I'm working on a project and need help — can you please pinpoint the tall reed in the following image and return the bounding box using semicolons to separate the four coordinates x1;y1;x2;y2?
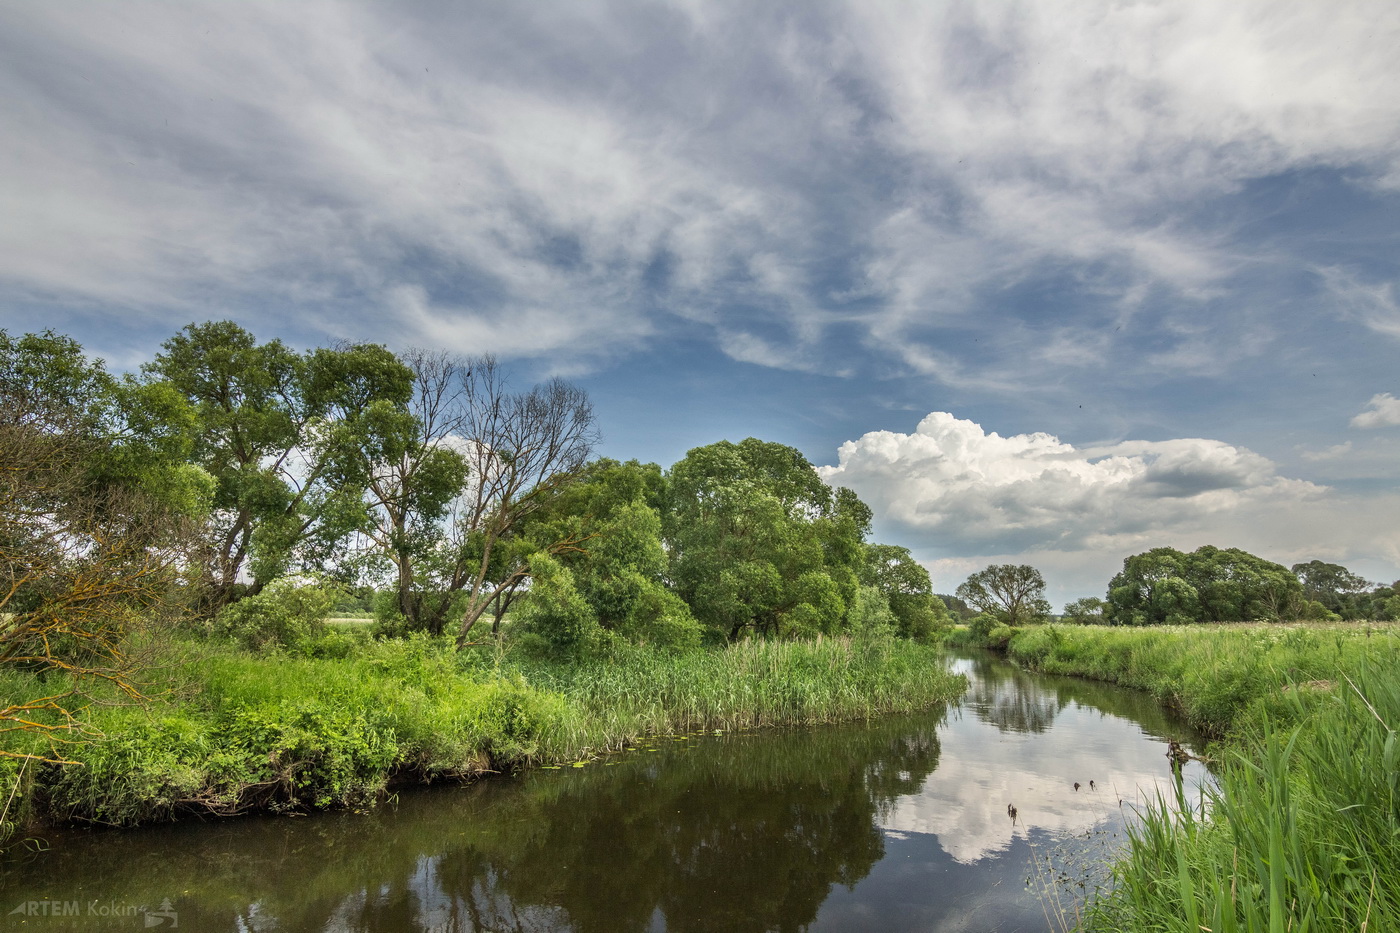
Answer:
1084;663;1399;932
1000;622;1400;932
4;635;964;837
521;636;965;758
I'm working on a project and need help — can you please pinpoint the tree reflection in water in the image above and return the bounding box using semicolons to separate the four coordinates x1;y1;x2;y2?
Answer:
419;719;944;933
961;654;1064;734
0;714;944;933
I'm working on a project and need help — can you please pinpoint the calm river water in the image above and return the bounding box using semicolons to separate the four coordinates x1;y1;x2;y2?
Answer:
1;652;1209;932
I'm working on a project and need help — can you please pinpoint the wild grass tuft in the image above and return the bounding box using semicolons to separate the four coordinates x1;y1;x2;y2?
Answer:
999;622;1400;932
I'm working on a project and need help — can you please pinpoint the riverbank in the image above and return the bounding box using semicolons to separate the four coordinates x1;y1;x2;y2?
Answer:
1;635;965;845
1001;622;1400;931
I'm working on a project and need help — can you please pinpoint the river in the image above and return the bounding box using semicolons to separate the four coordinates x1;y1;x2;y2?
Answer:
0;651;1210;932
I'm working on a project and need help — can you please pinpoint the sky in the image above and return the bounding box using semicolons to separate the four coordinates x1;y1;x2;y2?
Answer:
2;1;1398;607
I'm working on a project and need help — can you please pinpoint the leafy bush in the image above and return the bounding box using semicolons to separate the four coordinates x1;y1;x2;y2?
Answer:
846;585;896;639
514;553;604;659
967;612;999;640
211;579;336;653
984;623;1015;648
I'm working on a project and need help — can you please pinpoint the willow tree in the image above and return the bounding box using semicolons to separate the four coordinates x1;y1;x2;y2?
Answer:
862;544;950;640
449;358;598;646
341;352;597;643
515;459;700;654
144;322;412;607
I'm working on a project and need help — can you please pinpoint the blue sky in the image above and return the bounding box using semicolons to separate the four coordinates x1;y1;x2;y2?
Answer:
3;1;1398;606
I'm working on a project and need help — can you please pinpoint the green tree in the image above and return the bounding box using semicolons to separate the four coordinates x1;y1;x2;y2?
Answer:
1291;560;1371;618
343;350;472;635
1062;596;1106;624
1;330;209;517
520;459;700;651
861;544;949;640
665;439;867;641
1106;546;1197;625
1189;545;1301;621
144;322;412;608
955;564;1051;627
1106;545;1302;624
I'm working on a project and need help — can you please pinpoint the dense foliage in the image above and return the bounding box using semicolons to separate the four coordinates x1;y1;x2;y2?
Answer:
1106;545;1304;625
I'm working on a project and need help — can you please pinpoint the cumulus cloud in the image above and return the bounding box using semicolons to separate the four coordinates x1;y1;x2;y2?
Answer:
1351;393;1400;429
817;412;1322;556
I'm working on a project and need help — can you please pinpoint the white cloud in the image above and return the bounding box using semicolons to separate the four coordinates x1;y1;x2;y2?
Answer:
1351;393;1400;429
1299;442;1353;462
822;412;1400;604
818;412;1320;554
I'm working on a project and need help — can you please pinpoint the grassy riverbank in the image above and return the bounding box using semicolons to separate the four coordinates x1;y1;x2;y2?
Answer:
1;635;964;844
1005;623;1400;932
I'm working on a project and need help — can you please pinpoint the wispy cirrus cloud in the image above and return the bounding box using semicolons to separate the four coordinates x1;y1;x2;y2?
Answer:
2;0;1398;387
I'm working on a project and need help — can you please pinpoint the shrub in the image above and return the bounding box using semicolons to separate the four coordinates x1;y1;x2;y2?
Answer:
967;613;1000;640
846;585;896;639
514;554;603;659
211;579;336;653
984;623;1015;648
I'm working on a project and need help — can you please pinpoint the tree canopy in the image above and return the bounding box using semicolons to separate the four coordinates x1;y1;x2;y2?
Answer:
955;564;1051;627
1106;545;1302;624
144;321;414;607
664;439;869;642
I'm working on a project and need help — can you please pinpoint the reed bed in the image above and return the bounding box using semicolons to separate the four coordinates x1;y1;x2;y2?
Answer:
1003;623;1400;932
521;636;965;757
2;635;963;840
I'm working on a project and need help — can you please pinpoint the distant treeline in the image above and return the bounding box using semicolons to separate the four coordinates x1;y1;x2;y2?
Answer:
1056;546;1400;626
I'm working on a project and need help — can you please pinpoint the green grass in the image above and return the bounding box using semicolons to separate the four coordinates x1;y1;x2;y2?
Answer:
1000;623;1400;932
520;635;967;756
2;634;964;842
